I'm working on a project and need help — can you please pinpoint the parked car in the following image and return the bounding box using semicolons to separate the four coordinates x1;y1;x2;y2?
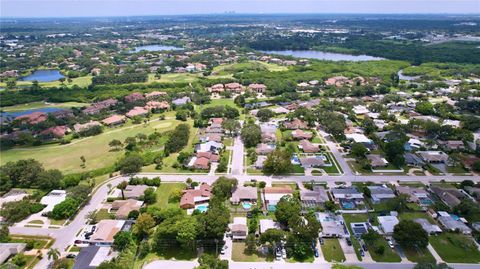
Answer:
246;211;253;218
276;249;282;261
220;246;226;255
313;248;319;258
362;243;368;252
359;249;365;257
281;248;286;259
319;237;324;245
346;237;352;246
388;240;395;249
66;254;76;259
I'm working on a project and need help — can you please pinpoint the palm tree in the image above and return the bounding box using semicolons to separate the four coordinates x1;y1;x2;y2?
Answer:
117;181;128;200
47;248;60;261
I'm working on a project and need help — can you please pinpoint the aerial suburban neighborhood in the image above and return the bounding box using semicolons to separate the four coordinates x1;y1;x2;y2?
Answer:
0;2;480;269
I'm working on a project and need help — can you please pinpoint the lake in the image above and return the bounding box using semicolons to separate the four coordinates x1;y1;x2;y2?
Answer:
0;107;64;119
21;70;65;82
260;50;385;61
132;45;183;53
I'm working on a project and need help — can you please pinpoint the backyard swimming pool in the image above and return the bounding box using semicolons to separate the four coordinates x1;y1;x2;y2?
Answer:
242;202;252;210
196;204;209;213
267;204;276;212
342;201;356;210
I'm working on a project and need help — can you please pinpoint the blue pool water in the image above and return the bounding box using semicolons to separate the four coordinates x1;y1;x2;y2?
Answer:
242;202;252;210
342;201;355;210
419;197;433;205
21;70;65;82
196;204;209;213
267;204;276;212
450;214;460;221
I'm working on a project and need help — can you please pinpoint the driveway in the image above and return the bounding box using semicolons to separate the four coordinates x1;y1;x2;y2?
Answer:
230;135;245;175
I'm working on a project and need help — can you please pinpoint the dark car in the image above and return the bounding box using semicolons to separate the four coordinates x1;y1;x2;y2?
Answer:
362;243;368;251
313;248;319;258
359;249;365;257
319;237;324;245
346;237;352;246
66;254;76;259
246;211;253;218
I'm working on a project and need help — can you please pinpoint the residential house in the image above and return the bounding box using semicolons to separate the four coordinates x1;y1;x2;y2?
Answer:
300;186;329;208
353;105;369;115
377;215;399;235
230;217;248;240
437;212;472;234
195;141;223;153
300;156;325;168
123;185;149;199
102;115;126;126
89;220;127;245
254;155;267;169
111;199;143;219
145;91;167;100
82;99;118;115
124;92;145;103
331;187;364;202
430;186;465;208
145;101;170;111
73;246;114;269
256;143;275;155
263;186;293;211
368;185;396;204
172;96;191;106
15;112;48;124
73;121;101;133
259;219;281;234
230;186;258;204
315;212;347;238
298;140;320;153
0;243;26;264
417;151;449;163
414;218;442;235
291;129;313;140
126;106;148;118
346;134;374;149
404;153;425;167
283;119;308;130
225;82;243;93
366;154;389;168
180;183;211;209
395;186;430;204
39;125;69;139
248;83;267;93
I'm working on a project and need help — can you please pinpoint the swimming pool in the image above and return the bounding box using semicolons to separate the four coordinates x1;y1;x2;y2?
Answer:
419;197;433;205
291;155;300;165
342;201;355;210
196;204;209;213
242;202;252;210
450;214;460;221
268;204;276;212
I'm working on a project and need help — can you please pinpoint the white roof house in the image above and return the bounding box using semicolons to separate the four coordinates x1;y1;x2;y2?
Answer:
40;190;67;212
259;219;281;234
315;212;347;238
353;105;370;115
346;133;373;144
377;215;399;235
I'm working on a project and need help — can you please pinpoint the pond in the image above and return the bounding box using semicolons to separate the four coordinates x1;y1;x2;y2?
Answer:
21;70;65;82
132;44;183;53
260;50;385;61
0;107;64;119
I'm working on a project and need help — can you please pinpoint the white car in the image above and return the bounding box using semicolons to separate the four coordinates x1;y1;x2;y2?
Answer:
388;240;395;249
282;248;287;259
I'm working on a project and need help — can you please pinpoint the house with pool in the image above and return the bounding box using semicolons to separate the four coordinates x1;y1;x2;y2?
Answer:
230;186;258;210
330;187;364;210
263;186;293;212
180;183;211;212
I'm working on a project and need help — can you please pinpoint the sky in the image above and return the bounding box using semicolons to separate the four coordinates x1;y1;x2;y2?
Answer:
1;0;479;18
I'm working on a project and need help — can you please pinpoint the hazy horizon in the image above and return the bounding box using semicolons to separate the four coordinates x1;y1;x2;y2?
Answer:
2;0;479;18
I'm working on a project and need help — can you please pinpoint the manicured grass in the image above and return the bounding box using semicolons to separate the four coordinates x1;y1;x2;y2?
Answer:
365;237;401;262
27;220;44;225
232;242;274;262
321;239;346;262
148;73;200;83
429;233;480;263
0;75;92;88
94;209;114;222
70;246;81;252
49;219;66;226
154;183;186;208
403;247;436;263
194;98;238;112
446;164;469;174
1;101;88;112
1;117;179;173
9;238;49;249
398;212;435;224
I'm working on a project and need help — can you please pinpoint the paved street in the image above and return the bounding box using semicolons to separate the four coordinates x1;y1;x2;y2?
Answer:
231;135;245;175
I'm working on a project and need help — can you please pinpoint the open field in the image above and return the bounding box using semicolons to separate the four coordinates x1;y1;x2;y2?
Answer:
1;101;88;112
429;233;480;263
154;183;186;208
1;117;179;173
148;73;200;83
1;75;93;88
321;238;346;262
232;242;274;262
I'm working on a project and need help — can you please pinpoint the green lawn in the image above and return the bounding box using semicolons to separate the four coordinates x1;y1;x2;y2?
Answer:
232;242;274;262
429;233;480;263
1;117;179;173
194;98;238;112
398;212;435;224
403;247;436;263
0;75;92;88
365;237;401;262
94;209;114;222
1;101;88;112
148;73;200;83
154;183;186;208
9;238;49;249
321;239;346;262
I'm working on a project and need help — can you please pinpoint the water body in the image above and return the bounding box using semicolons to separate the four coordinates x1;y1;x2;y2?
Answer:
260;50;385;61
0;107;64;119
21;70;65;82
132;45;183;53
